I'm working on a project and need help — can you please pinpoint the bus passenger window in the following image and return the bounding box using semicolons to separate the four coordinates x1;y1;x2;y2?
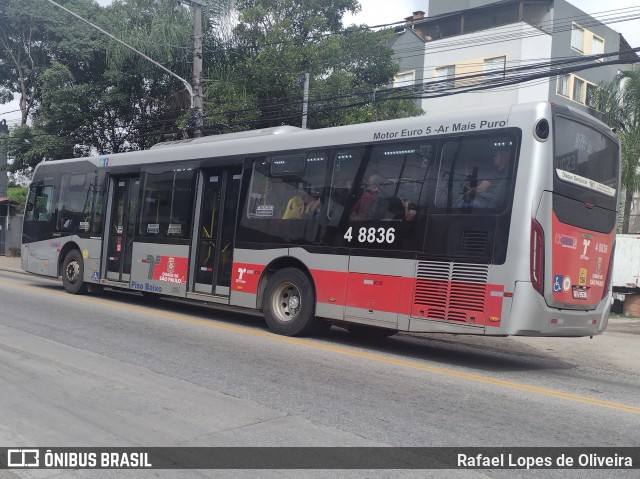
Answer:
140;168;196;240
340;143;433;224
436;136;515;211
247;152;329;221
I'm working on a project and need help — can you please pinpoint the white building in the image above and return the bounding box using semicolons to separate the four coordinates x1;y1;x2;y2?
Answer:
392;0;638;116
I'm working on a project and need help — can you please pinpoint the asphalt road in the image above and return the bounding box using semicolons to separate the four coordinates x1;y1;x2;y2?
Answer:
0;269;639;478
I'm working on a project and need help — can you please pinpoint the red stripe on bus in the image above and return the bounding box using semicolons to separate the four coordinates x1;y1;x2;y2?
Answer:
234;263;504;325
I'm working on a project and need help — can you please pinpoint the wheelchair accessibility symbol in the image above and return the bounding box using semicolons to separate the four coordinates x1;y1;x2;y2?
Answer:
553;275;562;292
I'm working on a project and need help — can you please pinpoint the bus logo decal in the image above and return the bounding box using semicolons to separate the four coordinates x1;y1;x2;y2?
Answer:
563;276;571;292
150;256;187;284
580;239;591;260
236;268;247;283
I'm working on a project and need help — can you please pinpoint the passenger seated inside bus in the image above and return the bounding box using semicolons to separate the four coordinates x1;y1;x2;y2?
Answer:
453;165;490;209
385;197;416;221
58;211;74;231
351;174;387;220
282;195;305;219
452;143;512;209
304;188;323;218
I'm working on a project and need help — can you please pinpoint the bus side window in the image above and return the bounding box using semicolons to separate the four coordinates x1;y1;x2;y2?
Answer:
25;185;54;222
247;152;329;221
140;168;196;240
340;142;433;224
435;135;515;211
57;173;94;233
328;148;364;225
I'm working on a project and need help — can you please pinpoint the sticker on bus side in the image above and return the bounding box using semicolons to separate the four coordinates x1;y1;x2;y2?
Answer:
551;212;613;305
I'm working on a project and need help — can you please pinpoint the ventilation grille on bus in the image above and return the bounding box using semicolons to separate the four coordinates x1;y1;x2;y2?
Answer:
414;261;489;323
461;231;489;254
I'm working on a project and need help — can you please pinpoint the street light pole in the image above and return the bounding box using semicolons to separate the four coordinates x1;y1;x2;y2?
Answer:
43;0;196;118
180;0;205;138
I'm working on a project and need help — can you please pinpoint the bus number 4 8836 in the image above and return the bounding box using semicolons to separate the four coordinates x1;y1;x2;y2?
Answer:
344;226;395;244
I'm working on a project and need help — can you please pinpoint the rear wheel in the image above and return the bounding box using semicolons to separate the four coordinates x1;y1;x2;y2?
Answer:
61;249;87;295
262;268;325;336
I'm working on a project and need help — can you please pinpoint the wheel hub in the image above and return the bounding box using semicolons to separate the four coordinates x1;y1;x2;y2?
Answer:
288;295;300;311
66;261;80;282
272;281;302;322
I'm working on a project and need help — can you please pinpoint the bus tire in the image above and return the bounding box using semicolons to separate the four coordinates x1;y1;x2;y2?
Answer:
263;268;324;336
61;249;88;295
346;324;398;338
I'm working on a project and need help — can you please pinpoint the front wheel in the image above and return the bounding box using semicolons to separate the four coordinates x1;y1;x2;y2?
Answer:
262;268;325;336
61;249;87;295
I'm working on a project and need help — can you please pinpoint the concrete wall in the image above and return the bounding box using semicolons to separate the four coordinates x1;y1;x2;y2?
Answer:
418;23;552;115
391;28;426;108
1;215;22;256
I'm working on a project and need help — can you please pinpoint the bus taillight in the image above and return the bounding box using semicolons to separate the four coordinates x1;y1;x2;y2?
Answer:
530;219;545;295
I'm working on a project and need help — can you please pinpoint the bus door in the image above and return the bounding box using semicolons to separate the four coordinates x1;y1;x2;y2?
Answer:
192;168;242;296
106;176;140;282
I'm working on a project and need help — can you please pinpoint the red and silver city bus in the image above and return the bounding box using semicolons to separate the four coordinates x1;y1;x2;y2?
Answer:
22;102;619;337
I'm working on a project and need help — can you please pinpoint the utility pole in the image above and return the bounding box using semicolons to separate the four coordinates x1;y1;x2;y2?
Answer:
301;72;310;129
0;119;8;257
180;0;204;138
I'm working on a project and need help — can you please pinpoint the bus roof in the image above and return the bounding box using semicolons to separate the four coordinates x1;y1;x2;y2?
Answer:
33;102;614;172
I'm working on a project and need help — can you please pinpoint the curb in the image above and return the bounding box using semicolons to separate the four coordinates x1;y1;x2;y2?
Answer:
0;265;26;275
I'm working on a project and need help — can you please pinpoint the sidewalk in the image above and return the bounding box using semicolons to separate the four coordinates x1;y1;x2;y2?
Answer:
0;255;22;274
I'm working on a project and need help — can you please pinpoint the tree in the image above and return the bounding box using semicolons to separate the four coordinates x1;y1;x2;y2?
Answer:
0;0;102;125
592;69;640;233
229;0;421;130
2;0;420;176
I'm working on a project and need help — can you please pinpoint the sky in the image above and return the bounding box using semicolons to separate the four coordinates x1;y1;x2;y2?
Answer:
2;0;639;124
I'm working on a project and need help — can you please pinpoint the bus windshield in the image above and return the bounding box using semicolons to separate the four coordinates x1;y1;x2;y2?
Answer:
554;116;618;198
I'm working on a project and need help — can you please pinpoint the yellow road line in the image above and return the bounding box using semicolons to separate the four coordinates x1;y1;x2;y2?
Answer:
2;278;640;415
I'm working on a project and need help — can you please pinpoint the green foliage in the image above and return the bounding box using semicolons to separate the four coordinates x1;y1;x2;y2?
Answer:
2;0;422;174
593;68;640;233
0;0;101;125
7;186;27;213
228;0;421;129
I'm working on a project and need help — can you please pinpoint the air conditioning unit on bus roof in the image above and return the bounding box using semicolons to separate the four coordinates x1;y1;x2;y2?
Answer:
150;126;305;149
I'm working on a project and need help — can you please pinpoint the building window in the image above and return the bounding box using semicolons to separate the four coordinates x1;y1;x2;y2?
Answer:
557;75;569;97
586;83;598;108
436;65;455;90
393;71;415;88
571;24;585;52
573;77;585;103
592;35;604;59
484;56;506;80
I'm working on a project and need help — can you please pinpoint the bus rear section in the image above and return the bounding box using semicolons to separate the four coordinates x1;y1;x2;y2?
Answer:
510;109;619;336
